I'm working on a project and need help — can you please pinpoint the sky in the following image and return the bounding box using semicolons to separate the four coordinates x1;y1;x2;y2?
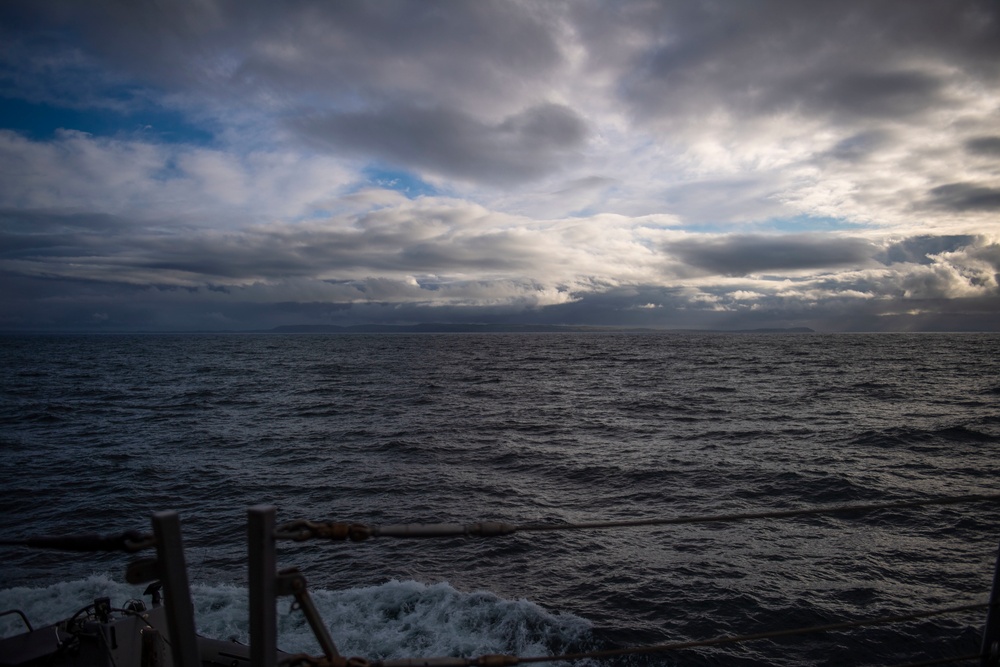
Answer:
1;1;999;332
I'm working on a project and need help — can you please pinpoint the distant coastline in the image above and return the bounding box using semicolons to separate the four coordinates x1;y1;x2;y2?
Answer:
0;324;823;335
18;325;1000;334
261;323;817;334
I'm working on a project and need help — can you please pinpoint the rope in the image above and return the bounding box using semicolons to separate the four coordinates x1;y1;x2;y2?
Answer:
3;493;996;548
274;492;1000;541
279;602;990;667
1;496;990;665
519;493;1000;533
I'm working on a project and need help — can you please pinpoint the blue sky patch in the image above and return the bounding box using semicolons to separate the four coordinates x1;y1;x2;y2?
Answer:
363;166;438;198
671;215;868;235
763;215;867;233
0;95;214;145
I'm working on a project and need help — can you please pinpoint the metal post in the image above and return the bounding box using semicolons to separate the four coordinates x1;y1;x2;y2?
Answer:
277;568;340;660
981;540;1000;667
151;511;200;667
249;505;277;667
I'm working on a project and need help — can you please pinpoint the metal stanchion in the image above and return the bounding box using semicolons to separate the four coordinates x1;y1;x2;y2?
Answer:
249;505;278;667
981;541;1000;667
151;511;200;667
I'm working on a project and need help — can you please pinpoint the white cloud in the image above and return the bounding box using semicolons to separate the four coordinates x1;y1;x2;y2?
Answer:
1;1;999;330
0;130;356;224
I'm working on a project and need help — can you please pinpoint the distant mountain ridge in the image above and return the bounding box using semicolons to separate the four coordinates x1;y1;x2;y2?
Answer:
264;323;816;334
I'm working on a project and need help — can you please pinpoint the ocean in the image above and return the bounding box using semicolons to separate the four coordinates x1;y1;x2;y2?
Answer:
1;332;998;666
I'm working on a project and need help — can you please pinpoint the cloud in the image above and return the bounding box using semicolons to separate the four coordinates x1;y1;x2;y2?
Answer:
822;130;895;163
2;1;1000;331
601;1;999;123
883;235;981;265
554;1;1000;230
805;70;947;119
965;136;1000;156
293;103;587;186
669;234;878;276
0;130;355;223
0;1;566;118
0;197;670;294
927;183;1000;212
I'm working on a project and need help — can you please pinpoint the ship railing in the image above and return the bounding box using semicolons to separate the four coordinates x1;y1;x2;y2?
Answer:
3;493;1000;667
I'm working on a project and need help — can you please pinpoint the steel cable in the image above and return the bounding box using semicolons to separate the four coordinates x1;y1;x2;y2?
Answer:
274;492;1000;542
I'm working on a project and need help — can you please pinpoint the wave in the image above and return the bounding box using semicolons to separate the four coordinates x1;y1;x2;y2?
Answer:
850;424;997;449
0;575;593;659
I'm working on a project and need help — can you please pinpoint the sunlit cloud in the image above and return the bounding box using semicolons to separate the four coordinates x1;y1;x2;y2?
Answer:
1;1;998;331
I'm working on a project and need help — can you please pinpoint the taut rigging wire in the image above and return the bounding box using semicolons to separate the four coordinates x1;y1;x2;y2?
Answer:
273;492;1000;542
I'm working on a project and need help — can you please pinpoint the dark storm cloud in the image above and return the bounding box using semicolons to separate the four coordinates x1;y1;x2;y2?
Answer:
671;234;877;276
0;5;567;193
0;202;556;285
882;236;981;265
965;136;1000;156
0;209;310;282
823;237;1000;301
0;1;585;186
294;103;587;185
0;210;134;257
13;0;997;119
822;130;894;163
0;0;563;112
966;242;1000;270
928;183;1000;212
579;0;1000;124
786;70;946;120
2;1;999;333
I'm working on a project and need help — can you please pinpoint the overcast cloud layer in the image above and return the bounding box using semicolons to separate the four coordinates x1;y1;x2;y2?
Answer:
1;0;999;331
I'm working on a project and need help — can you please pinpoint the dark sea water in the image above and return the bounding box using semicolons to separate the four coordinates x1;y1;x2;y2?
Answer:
1;332;999;666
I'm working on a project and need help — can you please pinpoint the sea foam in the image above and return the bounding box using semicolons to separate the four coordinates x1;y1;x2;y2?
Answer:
0;575;593;659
